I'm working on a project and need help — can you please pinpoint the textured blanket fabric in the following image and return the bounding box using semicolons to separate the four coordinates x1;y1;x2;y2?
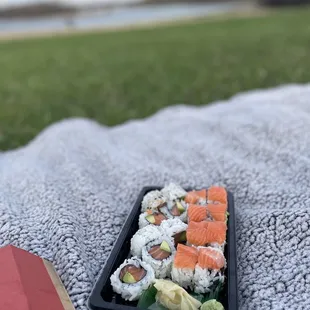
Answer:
1;84;310;309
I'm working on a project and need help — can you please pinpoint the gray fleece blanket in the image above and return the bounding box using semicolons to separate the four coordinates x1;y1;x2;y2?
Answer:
1;84;310;310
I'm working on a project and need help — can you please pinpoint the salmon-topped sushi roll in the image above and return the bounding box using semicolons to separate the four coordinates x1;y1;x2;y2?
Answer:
188;204;208;222
204;221;227;245
187;221;227;246
193;247;226;294
197;247;226;270
207;186;227;205
209;212;227;222
171;244;198;289
185;189;207;205
207;204;227;222
187;221;209;246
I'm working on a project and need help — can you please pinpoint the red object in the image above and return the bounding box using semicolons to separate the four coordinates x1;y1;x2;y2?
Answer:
0;245;65;310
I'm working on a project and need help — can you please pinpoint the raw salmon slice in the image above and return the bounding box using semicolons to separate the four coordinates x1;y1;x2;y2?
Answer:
209;213;226;222
188;221;208;229
207;204;227;213
207;186;227;204
187;221;209;246
204;221;227;245
198;247;226;270
207;204;227;222
154;213;167;225
174;244;198;270
187;221;227;246
185;189;207;204
196;189;207;200
188;204;207;222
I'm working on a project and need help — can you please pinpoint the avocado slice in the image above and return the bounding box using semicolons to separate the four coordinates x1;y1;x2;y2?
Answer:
145;215;155;224
160;240;171;253
122;272;136;284
176;201;185;214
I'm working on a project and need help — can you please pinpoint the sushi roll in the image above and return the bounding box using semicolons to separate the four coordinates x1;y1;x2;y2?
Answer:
187;204;215;222
207;186;227;205
139;210;167;229
193;247;226;294
185;189;207;205
110;257;155;301
160;199;188;223
187;221;209;246
171;244;198;289
207;203;228;222
187;221;227;247
204;221;227;245
141;236;176;279
187;204;224;223
160;218;188;247
130;225;164;257
161;183;187;201
141;190;167;212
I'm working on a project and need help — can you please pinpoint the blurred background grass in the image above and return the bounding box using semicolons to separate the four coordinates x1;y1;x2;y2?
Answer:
0;7;310;150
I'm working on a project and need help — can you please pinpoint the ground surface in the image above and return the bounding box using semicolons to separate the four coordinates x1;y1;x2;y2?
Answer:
0;7;309;150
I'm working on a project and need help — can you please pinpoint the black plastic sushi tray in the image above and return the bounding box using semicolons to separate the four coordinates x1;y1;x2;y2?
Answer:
88;186;238;310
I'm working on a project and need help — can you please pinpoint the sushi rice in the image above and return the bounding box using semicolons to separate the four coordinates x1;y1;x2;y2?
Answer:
171;264;195;290
110;257;155;301
138;212;152;229
130;225;164;257
171;244;198;290
210;242;226;253
193;246;226;294
198;198;207;205
141;190;167;212
160;218;187;241
193;266;225;294
161;183;187;201
142;236;176;279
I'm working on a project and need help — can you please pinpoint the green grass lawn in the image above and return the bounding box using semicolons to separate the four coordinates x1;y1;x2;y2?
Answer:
0;7;310;150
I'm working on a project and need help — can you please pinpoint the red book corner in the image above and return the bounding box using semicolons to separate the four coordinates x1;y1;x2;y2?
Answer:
0;245;75;310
